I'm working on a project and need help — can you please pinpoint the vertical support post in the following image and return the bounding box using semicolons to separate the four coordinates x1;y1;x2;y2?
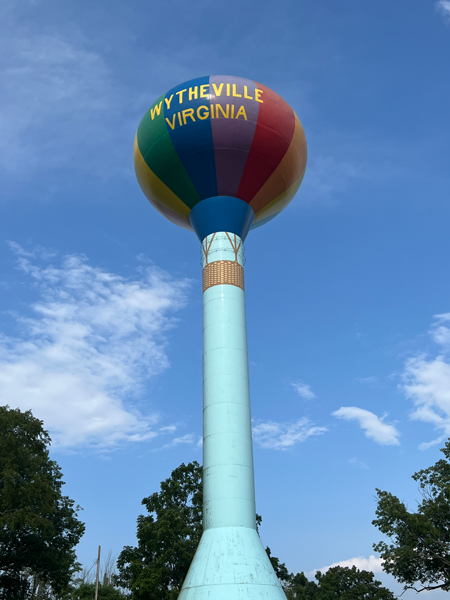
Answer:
202;232;255;530
178;233;286;600
94;545;101;600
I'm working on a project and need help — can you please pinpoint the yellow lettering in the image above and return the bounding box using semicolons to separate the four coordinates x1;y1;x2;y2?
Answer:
182;108;195;124
150;101;163;120
189;86;198;101
243;86;252;100
231;104;235;118
197;105;209;120
235;105;247;120
226;83;230;96
210;103;214;118
165;115;177;130
176;89;187;104
177;112;182;126
216;104;229;118
200;84;209;98
212;83;223;97
164;95;174;109
232;84;242;98
255;88;263;103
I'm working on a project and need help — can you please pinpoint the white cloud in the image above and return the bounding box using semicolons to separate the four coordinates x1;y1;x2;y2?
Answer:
437;1;450;24
0;245;190;449
430;313;450;347
403;355;450;448
291;380;315;400
401;313;450;449
310;555;383;577
332;407;400;446
252;418;327;450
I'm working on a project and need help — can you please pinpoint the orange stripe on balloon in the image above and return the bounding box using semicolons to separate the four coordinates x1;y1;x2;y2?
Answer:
249;114;307;214
252;174;305;225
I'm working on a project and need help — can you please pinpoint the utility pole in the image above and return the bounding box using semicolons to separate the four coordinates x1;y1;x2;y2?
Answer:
94;545;101;600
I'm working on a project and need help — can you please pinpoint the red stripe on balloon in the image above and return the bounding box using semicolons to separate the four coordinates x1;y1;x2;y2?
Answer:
236;82;295;203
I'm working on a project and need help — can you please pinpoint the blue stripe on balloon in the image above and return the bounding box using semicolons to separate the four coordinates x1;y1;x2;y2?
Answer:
164;76;218;201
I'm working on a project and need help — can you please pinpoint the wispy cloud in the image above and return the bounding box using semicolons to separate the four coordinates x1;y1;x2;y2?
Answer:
436;1;450;24
0;30;118;174
302;155;366;201
348;457;369;469
291;380;316;400
154;433;202;452
355;376;378;385
430;313;450;346
309;555;383;577
402;313;450;450
332;407;400;446
252;418;327;450
0;244;190;449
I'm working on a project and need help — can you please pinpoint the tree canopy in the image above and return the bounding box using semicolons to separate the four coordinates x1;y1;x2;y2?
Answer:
373;438;450;593
0;406;85;600
311;566;394;599
70;582;126;600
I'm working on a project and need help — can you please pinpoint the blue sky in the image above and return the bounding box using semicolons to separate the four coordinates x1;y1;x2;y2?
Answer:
1;0;450;596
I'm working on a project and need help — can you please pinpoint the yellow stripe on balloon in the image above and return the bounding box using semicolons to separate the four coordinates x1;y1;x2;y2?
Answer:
133;136;191;223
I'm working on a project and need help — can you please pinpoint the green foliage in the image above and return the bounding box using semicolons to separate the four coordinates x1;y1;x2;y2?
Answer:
313;566;395;599
284;571;320;600
0;406;85;600
266;547;291;583
70;582;126;600
281;566;394;599
373;438;450;593
115;462;202;600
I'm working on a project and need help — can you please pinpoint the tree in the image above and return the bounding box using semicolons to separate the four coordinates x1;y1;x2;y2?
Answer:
115;462;202;599
0;406;85;599
284;571;320;600
279;566;394;599
70;583;126;600
313;566;395;599
373;438;450;593
266;546;292;584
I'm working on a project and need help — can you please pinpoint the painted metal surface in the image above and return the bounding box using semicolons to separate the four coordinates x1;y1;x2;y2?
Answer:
134;75;307;236
178;233;286;600
189;196;254;241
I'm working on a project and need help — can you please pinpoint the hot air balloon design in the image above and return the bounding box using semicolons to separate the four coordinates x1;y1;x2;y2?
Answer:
134;75;307;241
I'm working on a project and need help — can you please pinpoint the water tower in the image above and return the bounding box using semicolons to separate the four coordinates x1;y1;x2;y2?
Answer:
134;75;307;600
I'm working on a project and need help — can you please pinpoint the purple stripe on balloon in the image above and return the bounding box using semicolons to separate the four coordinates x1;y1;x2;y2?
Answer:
209;75;260;198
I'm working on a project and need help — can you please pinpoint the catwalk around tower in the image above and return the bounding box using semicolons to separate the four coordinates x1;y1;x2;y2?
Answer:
134;75;307;600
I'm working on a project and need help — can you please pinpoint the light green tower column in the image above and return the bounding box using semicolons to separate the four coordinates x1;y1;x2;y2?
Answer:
179;232;286;600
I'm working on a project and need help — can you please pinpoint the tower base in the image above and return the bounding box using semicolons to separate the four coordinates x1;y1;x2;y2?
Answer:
179;527;287;600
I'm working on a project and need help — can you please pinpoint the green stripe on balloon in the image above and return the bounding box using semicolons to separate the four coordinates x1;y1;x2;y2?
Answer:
136;94;200;209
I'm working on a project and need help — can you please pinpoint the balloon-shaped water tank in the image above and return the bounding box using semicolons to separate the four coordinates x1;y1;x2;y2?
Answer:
134;75;307;241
